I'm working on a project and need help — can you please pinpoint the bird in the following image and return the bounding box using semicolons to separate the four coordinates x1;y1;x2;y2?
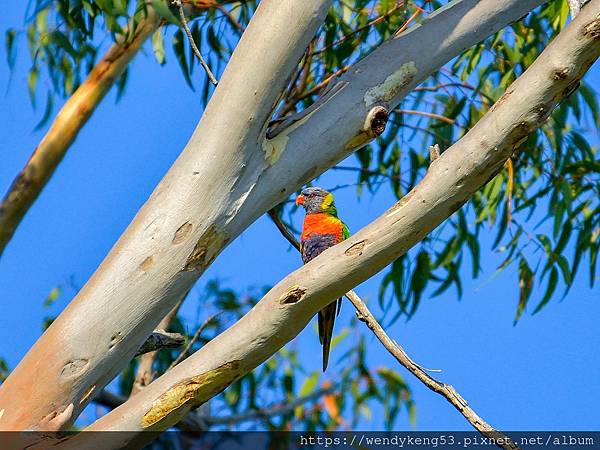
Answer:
295;187;350;371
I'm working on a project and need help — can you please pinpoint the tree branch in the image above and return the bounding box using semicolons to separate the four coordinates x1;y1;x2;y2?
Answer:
94;384;335;429
215;4;245;34
169;311;223;369
67;5;600;442
135;330;185;357
173;0;219;85
131;299;184;396
268;209;301;251
396;108;455;124
347;292;518;450
568;0;591;17
0;0;552;431
268;194;515;448
0;14;159;259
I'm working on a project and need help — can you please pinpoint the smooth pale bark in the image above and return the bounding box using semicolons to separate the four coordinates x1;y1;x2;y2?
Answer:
61;2;598;441
0;0;548;431
0;0;332;431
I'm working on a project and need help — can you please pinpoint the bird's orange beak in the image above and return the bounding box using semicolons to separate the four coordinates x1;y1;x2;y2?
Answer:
295;194;305;206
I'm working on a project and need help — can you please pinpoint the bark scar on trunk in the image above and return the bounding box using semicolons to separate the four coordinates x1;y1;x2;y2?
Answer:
386;190;416;217
345;240;367;257
141;361;240;429
364;61;417;107
364;106;389;138
37;403;74;431
583;16;600;38
183;224;227;272
60;359;89;379
279;285;307;304
172;221;193;244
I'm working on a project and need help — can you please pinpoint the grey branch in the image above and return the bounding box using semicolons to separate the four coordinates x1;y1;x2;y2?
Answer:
135;329;185;357
346;292;519;450
172;0;219;85
268;202;515;448
169;311;224;369
95;385;334;429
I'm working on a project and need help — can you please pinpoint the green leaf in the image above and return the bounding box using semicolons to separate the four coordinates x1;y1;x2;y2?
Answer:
532;266;558;315
330;328;349;352
34;91;54;130
173;30;194;90
151;29;165;65
515;257;533;324
28;66;38;105
5;29;17;69
298;371;320;397
48;30;79;59
466;233;481;278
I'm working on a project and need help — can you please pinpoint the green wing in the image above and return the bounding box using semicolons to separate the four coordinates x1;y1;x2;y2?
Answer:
342;221;350;240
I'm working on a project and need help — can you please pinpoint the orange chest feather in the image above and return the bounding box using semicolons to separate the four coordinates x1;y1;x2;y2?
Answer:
301;214;343;242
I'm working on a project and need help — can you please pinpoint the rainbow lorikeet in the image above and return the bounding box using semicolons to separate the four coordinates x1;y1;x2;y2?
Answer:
296;187;350;371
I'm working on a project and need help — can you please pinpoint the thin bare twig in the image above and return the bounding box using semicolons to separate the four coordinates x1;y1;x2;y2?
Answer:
173;0;219;85
414;82;476;93
394;4;424;36
131;299;184;396
267;207;520;450
268;209;301;252
169;311;224;369
215;4;245;34
207;385;336;425
347;292;519;450
396;108;455;124
311;4;405;56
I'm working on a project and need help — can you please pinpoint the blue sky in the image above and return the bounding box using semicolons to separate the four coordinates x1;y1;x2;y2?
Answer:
1;3;599;431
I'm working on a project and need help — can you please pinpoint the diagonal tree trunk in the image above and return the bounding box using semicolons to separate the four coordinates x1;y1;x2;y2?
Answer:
0;0;550;431
0;1;239;258
0;14;159;258
59;3;599;443
0;0;333;431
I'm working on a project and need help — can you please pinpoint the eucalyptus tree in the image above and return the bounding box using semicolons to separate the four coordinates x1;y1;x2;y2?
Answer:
0;0;598;446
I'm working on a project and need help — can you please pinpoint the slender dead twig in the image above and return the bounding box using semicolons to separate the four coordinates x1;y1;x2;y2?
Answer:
169;311;224;369
396;108;455;124
173;0;219;85
347;292;519;450
215;4;245;34
267;206;519;450
206;385;335;425
268;209;301;252
311;3;405;56
131;299;184;396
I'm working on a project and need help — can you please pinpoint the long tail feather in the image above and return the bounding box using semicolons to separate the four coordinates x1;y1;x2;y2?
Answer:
319;299;341;371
